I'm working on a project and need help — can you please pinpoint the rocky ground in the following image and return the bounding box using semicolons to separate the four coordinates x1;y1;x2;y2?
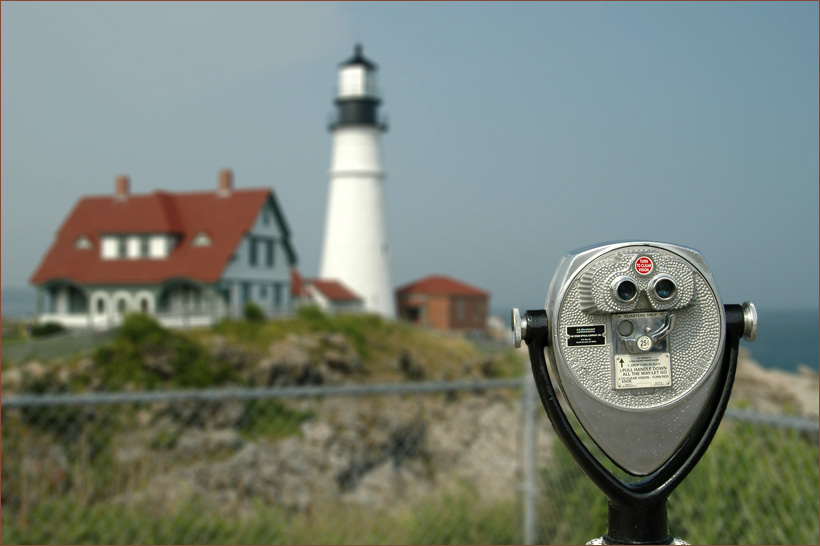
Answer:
732;347;818;418
107;391;557;517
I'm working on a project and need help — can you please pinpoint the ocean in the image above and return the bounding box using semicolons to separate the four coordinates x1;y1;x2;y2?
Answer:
3;288;817;373
741;307;819;373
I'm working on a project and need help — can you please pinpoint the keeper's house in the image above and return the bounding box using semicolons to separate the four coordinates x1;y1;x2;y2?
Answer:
30;170;297;329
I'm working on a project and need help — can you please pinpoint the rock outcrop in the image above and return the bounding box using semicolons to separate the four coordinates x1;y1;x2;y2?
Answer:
6;332;816;518
110;391;556;516
732;348;819;418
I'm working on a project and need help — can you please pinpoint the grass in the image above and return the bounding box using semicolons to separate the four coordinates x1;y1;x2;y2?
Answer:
1;329;118;365
3;397;816;546
203;305;520;383
3;307;524;389
0;480;519;545
237;399;314;441
538;420;820;545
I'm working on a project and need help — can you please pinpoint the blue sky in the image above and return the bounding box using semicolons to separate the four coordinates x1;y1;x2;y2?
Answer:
2;1;818;313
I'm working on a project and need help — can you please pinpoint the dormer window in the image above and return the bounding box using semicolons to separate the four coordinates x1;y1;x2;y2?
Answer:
74;235;92;250
101;234;175;260
192;231;212;247
101;236;118;259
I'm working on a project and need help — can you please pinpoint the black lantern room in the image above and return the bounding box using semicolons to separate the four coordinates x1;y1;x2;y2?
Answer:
330;45;387;131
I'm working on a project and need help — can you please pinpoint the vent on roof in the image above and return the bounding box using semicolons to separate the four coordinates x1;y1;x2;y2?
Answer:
218;169;233;197
192;231;212;247
74;235;92;249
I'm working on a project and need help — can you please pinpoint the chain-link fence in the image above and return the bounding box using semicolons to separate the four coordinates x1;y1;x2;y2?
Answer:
2;380;818;545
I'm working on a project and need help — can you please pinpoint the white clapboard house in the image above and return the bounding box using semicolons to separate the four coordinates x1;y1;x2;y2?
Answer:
30;170;298;329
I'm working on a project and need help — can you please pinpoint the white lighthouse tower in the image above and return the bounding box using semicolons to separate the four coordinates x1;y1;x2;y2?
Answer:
319;45;395;318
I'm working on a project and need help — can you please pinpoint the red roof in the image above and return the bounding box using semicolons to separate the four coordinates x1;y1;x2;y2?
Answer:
30;188;294;285
395;275;488;297
309;279;362;302
290;269;307;298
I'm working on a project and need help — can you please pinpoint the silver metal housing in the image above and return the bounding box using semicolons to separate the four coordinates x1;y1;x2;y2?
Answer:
543;241;726;476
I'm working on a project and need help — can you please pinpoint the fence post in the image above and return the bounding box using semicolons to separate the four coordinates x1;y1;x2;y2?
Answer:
522;369;538;545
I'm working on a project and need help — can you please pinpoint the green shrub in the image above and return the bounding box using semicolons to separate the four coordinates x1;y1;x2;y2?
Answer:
31;321;66;337
237;399;314;441
243;302;266;323
118;311;167;343
294;306;379;357
296;304;332;329
94;314;238;389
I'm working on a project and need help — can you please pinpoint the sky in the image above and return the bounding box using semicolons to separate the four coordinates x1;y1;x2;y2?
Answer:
2;1;818;315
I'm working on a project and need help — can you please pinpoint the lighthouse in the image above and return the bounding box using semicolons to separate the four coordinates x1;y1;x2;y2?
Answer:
319;45;395;318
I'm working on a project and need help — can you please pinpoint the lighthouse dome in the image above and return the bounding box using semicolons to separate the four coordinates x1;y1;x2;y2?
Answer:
338;44;379;100
340;44;378;70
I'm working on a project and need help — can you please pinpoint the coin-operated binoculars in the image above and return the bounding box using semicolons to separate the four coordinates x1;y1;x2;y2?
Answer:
512;242;757;545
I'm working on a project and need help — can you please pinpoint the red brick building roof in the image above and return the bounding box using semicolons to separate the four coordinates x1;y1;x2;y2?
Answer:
395;275;488;297
31;183;295;286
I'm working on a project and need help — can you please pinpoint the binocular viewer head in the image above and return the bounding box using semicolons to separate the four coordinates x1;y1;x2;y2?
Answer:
514;241;757;476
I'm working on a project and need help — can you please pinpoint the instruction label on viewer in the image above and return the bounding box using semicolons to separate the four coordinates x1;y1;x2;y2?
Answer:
614;353;671;389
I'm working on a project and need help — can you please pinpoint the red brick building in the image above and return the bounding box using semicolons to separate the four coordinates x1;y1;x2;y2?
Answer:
395;275;489;332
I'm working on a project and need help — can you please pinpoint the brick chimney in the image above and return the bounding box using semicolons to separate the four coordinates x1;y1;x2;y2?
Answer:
115;175;130;201
217;168;233;197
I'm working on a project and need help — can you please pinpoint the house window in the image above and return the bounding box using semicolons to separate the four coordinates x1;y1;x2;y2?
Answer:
266;240;274;267
249;237;258;266
273;283;282;305
140;236;150;258
97;299;105;314
101;237;118;259
455;298;465;321
118;237;127;258
140;298;149;313
117;299;127;314
260;285;268;298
